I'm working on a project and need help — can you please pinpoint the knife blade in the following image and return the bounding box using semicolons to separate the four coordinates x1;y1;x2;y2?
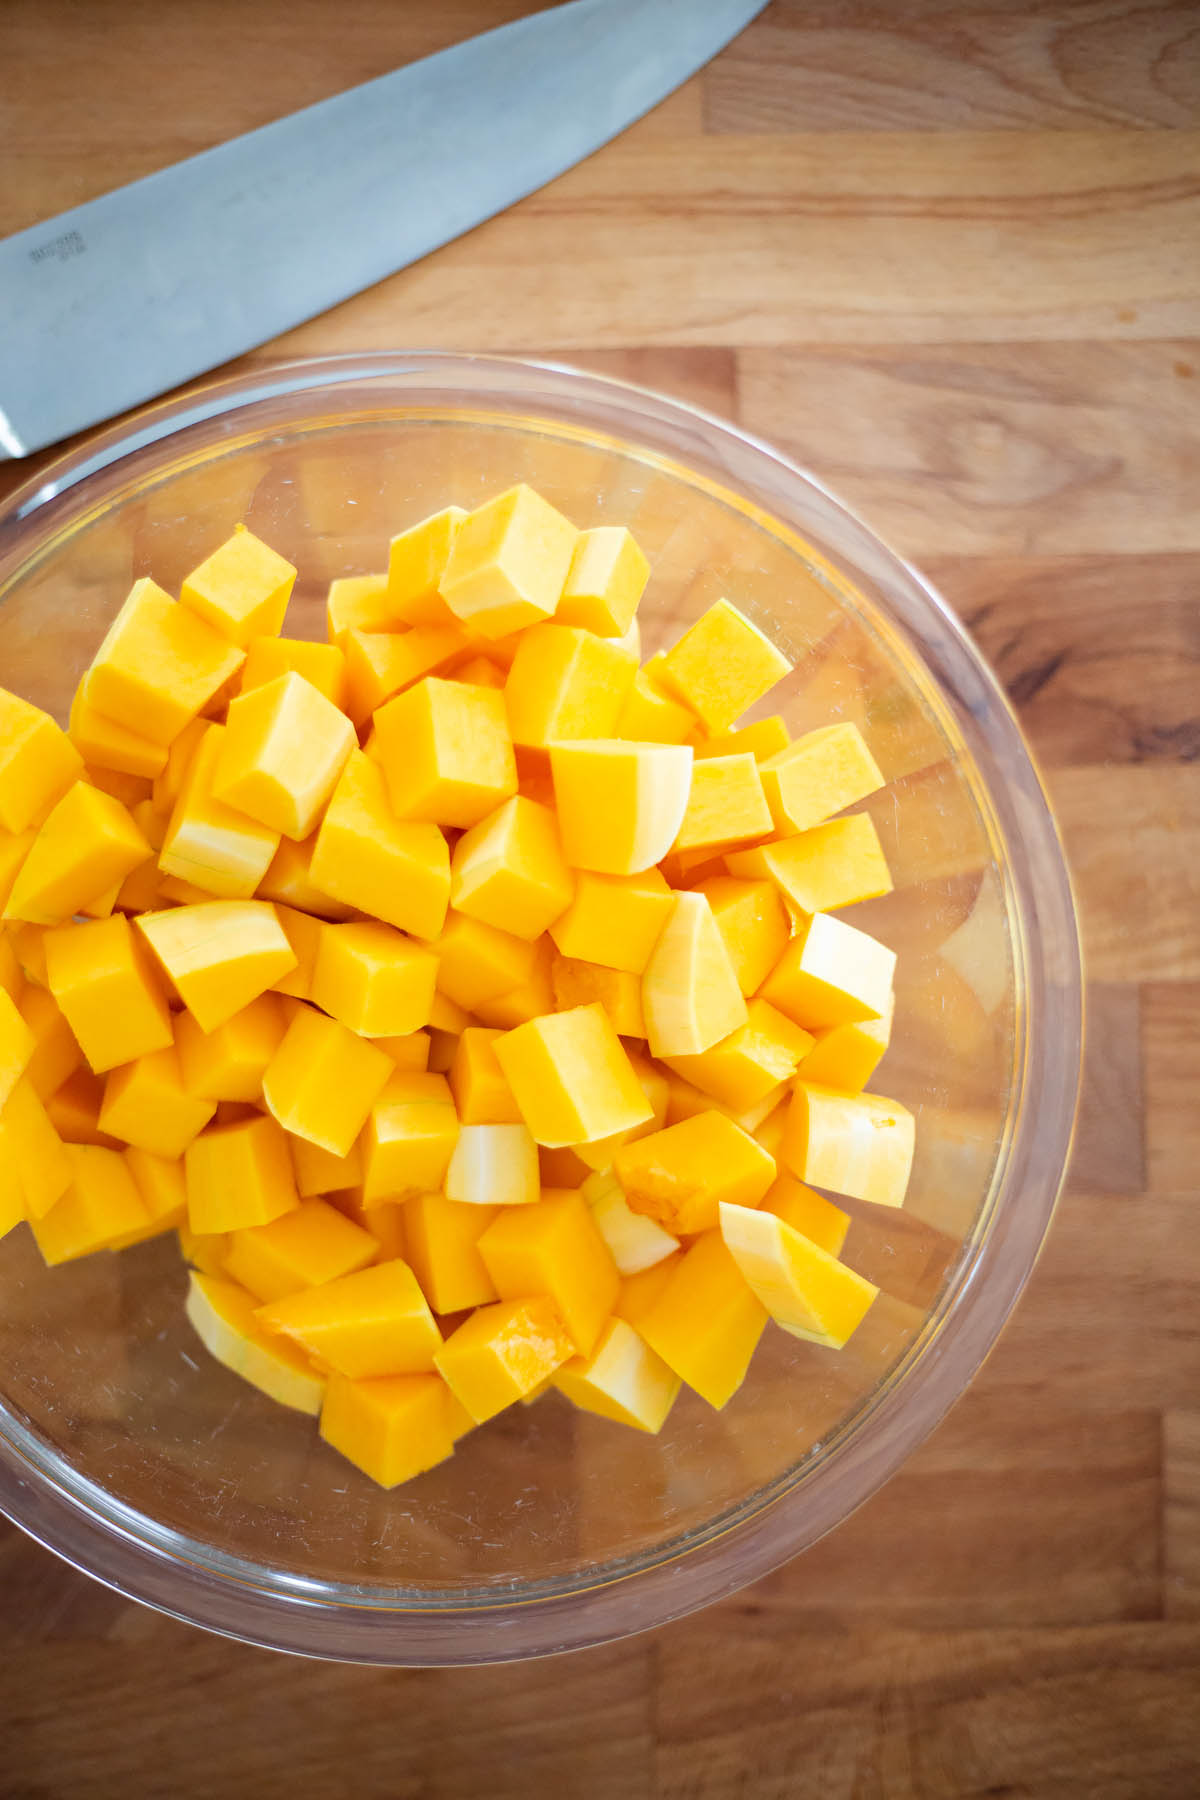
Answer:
0;0;765;461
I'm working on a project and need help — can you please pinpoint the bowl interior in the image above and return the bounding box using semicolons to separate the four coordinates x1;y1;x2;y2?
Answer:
0;359;1071;1649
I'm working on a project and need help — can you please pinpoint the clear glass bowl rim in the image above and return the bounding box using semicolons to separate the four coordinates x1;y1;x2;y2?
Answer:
0;351;1083;1665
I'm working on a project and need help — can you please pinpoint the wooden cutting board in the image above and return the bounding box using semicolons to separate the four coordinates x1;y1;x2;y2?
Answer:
1;4;1197;1795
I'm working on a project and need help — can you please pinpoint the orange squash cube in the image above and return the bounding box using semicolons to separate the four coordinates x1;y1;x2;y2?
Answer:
554;1316;680;1434
239;636;348;711
758;722;884;836
760;910;895;1031
663;999;813;1113
29;1143;150;1265
5;783;152;926
404;1195;500;1314
782;1083;915;1209
159;724;280;899
440;484;577;639
0;1075;72;1219
99;1044;216;1159
434;1296;574;1423
69;674;168;780
86;578;244;746
503;623;637;748
45;914;173;1073
641;891;747;1059
432;911;537;1013
386;505;467;624
449;796;573;941
657;599;791;735
224;1197;377;1303
137;901;296;1033
309;750;451;939
258;1258;441;1379
548;868;674;974
727;812;893;914
549;740;692;875
557;526;649;638
671;753;772;854
320;1372;456;1488
212;672;356;840
375;677;517;829
635;1230;767;1410
694;875;791;998
494;1004;653;1148
447;1027;522;1125
262;1004;393;1157
361;1071;460;1203
310;921;438;1037
180;525;297;646
615;1109;776;1235
0;689;85;833
185;1112;299;1234
478;1190;619;1357
174;992;287;1103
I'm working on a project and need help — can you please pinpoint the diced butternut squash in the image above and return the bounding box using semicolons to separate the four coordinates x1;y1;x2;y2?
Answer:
557;526;649;639
450;796;573;940
469;933;556;1029
671;753;772;853
320;1372;455;1487
186;1271;325;1415
185;1112;299;1234
45;913;172;1073
434;1295;574;1423
99;1045;216;1159
504;623;637;748
69;674;168;780
440;484;577;639
0;1076;72;1218
262;1004;393;1157
180;525;296;646
614;1110;776;1235
719;1201;878;1347
0;986;35;1110
494;1004;653;1148
758;722;884;836
761;910;895;1031
45;1067;121;1148
695;875;791;998
761;1172;850;1258
583;1166;679;1275
404;1195;500;1314
121;1148;188;1244
431;911;536;1013
288;1133;363;1198
783;1083;915;1208
555;1315;680;1433
0;689;85;833
548;868;673;974
375;677;517;828
361;1071;459;1203
447;1027;522;1125
386;505;467;625
258;1258;440;1378
223;1197;377;1303
797;990;894;1093
326;572;392;644
137;901;296;1033
551;957;645;1038
159;723;280;898
613;662;698;746
657;600;791;735
642;891;747;1059
239;636;347;710
570;1050;668;1170
255;836;347;923
270;903;323;1001
309;750;450;939
342;625;468;726
29;1143;150;1264
663;998;813;1113
611;1251;683;1328
86;578;244;746
727;812;893;914
695;716;790;763
635;1230;768;1409
212;672;355;840
174;992;287;1103
17;984;82;1101
549;740;692;875
5;783;152;926
444;1122;540;1208
310;921;438;1038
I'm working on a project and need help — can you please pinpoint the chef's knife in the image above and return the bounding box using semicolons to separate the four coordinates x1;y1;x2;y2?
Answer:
0;0;765;461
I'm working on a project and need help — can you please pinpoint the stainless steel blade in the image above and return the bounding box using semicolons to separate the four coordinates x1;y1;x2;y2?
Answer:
0;0;764;460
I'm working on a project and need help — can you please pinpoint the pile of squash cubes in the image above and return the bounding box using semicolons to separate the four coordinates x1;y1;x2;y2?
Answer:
0;483;912;1489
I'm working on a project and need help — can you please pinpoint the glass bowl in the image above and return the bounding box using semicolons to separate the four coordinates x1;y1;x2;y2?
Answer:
0;353;1082;1664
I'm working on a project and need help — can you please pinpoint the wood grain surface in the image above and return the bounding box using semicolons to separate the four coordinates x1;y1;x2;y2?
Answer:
2;3;1198;1795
